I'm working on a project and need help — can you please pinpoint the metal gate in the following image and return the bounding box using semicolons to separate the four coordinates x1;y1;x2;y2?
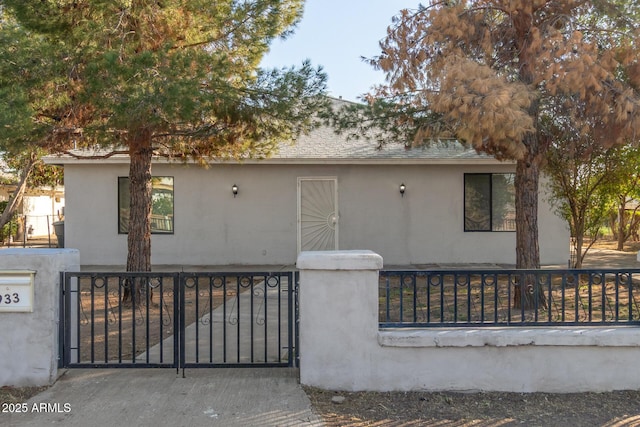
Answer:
59;271;299;370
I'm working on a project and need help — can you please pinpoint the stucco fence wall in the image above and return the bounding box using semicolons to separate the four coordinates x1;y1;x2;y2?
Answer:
5;248;640;393
297;250;640;393
0;249;80;387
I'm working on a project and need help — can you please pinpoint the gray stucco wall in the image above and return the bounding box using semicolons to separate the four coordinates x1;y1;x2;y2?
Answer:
62;162;568;267
298;250;640;393
0;249;80;386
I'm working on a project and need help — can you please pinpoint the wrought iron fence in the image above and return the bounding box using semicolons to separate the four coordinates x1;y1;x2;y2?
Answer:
379;269;640;327
61;272;179;368
179;271;296;368
60;271;298;369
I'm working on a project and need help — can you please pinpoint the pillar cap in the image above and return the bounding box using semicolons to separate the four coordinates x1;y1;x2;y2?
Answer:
296;250;383;271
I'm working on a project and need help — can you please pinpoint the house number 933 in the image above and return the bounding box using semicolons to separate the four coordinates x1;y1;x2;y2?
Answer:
0;292;20;304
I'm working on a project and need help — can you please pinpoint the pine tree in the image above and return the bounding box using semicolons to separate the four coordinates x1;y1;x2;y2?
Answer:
328;1;640;308
1;1;327;285
380;1;640;269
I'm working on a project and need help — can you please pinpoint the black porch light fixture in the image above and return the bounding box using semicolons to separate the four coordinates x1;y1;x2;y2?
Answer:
232;184;239;198
399;183;406;197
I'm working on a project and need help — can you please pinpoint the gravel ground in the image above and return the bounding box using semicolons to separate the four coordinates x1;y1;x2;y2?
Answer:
304;387;640;426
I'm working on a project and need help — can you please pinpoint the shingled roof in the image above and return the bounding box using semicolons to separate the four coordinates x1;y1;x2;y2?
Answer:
270;98;500;164
273;125;496;162
44;98;505;165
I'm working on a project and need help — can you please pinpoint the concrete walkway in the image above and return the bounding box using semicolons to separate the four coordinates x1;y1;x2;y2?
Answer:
136;280;292;365
5;368;323;427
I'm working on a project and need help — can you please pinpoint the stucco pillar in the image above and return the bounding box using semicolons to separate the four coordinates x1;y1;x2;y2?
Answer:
296;250;383;390
0;248;80;386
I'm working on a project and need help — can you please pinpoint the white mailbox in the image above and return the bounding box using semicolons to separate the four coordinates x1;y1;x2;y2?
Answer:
0;270;35;312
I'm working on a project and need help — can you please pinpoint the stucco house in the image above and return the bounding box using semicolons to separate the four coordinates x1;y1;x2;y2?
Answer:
44;116;568;268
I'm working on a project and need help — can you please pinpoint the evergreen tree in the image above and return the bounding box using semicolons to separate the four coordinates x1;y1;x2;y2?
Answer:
1;1;327;281
338;1;640;270
328;1;640;308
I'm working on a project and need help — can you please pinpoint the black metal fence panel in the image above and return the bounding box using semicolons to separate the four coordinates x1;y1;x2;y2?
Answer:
380;269;640;327
61;272;179;368
60;271;297;369
179;272;295;368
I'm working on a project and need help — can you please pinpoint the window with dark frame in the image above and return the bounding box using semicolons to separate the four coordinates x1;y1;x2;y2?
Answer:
118;176;174;234
464;173;515;232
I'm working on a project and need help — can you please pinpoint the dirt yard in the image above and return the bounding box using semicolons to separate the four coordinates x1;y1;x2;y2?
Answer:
305;387;640;426
591;240;640;253
3;384;640;426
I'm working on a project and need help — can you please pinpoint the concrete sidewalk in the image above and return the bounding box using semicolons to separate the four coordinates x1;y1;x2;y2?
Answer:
5;368;323;427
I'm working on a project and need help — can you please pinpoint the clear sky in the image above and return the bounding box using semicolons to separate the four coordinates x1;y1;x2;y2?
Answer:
260;1;419;102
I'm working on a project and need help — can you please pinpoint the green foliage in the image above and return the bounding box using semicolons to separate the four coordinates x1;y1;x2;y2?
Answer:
0;15;55;152
322;96;450;150
545;141;640;265
546;143;617;237
1;1;328;271
0;201;18;239
3;150;63;188
27;162;63;188
1;1;328;159
602;145;640;247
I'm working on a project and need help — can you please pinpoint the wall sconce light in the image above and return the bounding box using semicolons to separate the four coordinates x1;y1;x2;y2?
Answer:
399;183;406;197
232;184;239;198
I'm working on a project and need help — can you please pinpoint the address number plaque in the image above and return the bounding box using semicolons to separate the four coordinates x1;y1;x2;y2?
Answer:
0;271;35;313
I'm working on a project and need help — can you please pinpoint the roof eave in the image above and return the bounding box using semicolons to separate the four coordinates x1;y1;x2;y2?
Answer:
43;155;511;166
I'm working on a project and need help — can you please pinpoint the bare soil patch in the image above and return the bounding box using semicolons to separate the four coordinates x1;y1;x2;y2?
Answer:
305;387;640;426
0;386;48;406
591;239;640;253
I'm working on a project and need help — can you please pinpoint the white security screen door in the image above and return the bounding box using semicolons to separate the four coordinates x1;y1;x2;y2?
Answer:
297;177;338;253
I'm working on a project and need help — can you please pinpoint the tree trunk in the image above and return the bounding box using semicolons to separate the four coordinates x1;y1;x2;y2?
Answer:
574;234;584;269
609;211;618;240
513;134;546;309
0;154;37;231
630;210;640;241
617;198;626;251
515;151;541;269
511;14;547;309
122;133;153;306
